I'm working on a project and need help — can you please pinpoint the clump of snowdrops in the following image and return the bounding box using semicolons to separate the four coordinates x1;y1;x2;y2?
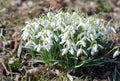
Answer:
21;11;119;72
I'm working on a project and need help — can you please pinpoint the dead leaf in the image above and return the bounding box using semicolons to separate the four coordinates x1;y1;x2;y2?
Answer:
55;69;60;76
67;74;73;81
12;38;19;53
0;55;9;63
47;0;61;9
27;67;39;75
0;58;5;63
81;56;87;61
14;73;21;81
2;63;10;75
115;38;120;45
0;63;4;79
27;65;47;76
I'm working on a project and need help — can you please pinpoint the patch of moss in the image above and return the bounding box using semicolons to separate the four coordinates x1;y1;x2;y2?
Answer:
97;0;111;12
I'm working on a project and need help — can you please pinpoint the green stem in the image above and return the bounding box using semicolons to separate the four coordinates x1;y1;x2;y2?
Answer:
65;54;69;69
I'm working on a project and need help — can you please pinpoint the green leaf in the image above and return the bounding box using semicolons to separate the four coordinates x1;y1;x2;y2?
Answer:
17;41;22;58
113;66;117;81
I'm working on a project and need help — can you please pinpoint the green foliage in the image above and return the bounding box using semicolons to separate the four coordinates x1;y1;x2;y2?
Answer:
96;0;111;12
10;60;21;72
21;10;118;72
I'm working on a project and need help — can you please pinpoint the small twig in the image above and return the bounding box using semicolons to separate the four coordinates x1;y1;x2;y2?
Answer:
2;63;10;75
12;38;19;53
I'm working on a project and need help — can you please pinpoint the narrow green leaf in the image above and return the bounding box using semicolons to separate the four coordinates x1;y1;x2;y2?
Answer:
17;41;23;58
113;66;117;81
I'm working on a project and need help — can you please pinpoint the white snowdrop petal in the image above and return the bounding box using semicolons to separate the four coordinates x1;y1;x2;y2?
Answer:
60;41;66;44
33;22;39;30
21;29;29;40
91;44;98;56
62;48;68;55
113;50;120;58
110;27;116;33
80;40;86;47
44;44;51;51
69;48;74;55
37;44;41;52
98;44;104;49
77;48;82;56
91;48;95;56
66;40;71;47
94;44;98;52
50;22;55;27
46;37;52;44
25;41;31;47
54;35;59;42
90;34;94;40
36;32;42;38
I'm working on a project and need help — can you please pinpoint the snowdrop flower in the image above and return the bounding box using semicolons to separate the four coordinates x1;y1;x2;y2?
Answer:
98;44;103;49
33;22;39;30
47;12;52;18
25;41;31;47
44;44;51;51
22;31;29;41
90;34;94;41
46;37;52;44
76;40;85;47
50;22;55;27
66;40;71;47
46;30;52;36
113;50;120;58
62;48;68;56
36;32;42;38
43;20;50;28
60;27;65;32
69;47;74;55
80;40;86;47
110;27;116;33
94;19;103;26
21;24;31;40
91;44;98;56
36;44;41;52
77;48;83;56
60;31;69;44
